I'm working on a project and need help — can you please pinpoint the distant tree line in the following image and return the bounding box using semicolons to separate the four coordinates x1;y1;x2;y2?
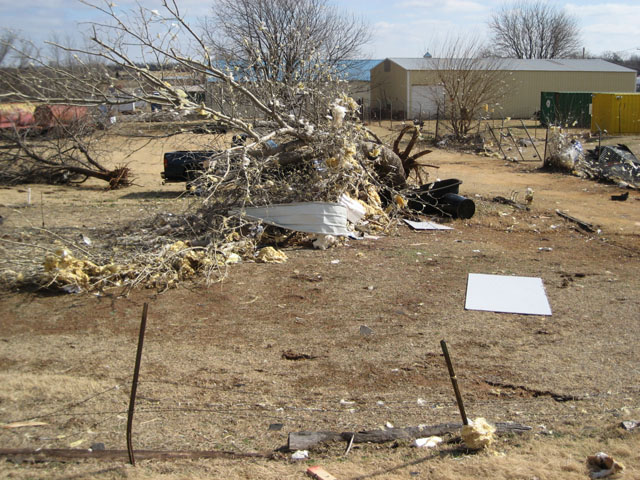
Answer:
600;52;640;74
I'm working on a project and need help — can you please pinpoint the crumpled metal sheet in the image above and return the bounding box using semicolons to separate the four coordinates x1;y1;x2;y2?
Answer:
580;144;640;188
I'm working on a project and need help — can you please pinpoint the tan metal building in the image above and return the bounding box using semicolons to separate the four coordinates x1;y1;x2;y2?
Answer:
370;58;637;119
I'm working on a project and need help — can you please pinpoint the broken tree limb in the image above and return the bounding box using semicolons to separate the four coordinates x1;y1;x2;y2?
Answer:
493;196;529;210
555;209;596;233
287;422;531;451
390;125;433;181
393;125;422;163
362;142;407;189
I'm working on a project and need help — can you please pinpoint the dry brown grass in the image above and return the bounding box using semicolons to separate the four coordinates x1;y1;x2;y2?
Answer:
0;373;104;405
0;126;639;479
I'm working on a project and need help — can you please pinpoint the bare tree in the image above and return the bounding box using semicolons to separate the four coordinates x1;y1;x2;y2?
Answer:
488;1;581;59
200;0;370;123
0;29;17;66
431;38;510;140
203;0;369;84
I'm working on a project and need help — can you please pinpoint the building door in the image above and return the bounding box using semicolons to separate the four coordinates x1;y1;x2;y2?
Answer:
410;85;444;119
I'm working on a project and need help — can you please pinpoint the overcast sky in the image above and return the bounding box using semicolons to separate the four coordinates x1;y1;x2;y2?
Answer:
1;0;639;60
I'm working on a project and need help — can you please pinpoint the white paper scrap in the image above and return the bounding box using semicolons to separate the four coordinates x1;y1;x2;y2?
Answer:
403;219;453;230
465;273;552;315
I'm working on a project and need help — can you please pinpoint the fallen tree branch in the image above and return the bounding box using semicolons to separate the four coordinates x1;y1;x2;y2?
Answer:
287;421;531;451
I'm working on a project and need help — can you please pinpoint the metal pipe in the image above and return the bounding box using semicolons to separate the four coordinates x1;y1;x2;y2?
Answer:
507;127;525;162
520;119;542;161
488;126;508;160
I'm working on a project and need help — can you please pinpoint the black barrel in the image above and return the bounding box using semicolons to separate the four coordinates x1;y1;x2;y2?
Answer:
440;193;475;219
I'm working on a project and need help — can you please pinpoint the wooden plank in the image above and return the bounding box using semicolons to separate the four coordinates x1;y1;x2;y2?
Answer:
556;209;596;232
307;465;339;480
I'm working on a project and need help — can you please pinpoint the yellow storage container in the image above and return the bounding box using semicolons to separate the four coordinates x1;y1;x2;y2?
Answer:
0;102;36;114
591;93;640;134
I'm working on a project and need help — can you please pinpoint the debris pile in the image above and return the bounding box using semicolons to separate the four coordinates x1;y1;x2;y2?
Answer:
37;239;250;293
3;94;474;294
587;452;624;479
545;128;639;189
544;127;584;171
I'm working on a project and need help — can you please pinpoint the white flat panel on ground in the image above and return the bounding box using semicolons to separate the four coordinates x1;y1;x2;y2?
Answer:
465;273;552;315
403;219;453;230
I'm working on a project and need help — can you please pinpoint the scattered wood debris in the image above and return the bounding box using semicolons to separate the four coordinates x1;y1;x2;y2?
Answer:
281;350;316;361
287;422;531;451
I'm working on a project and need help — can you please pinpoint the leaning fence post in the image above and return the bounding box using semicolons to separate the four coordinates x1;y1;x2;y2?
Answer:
440;340;469;425
127;303;148;466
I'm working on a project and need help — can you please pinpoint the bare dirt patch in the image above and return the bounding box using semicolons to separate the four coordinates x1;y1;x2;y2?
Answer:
1;123;639;479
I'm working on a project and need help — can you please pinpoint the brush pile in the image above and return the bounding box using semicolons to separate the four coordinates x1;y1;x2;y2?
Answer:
1;100;439;294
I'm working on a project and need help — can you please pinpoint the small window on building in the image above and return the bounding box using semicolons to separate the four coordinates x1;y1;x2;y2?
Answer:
384;59;390;72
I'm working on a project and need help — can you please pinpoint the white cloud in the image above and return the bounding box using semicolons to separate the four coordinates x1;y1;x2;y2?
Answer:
565;2;640;16
399;0;488;13
0;0;68;7
565;2;640;54
583;22;640;36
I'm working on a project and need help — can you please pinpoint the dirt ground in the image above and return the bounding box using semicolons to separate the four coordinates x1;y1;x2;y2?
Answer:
1;122;639;479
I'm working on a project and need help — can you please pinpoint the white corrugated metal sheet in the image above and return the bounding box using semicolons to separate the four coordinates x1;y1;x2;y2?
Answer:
243;202;350;236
